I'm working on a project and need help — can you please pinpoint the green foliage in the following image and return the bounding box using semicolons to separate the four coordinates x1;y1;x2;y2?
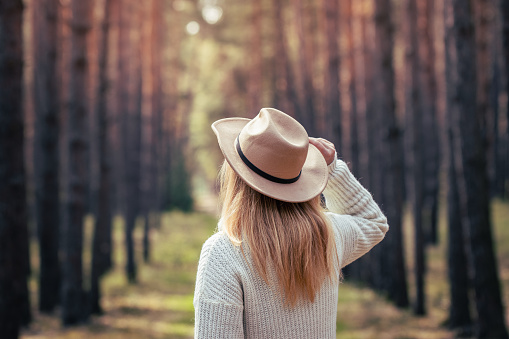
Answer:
162;146;194;212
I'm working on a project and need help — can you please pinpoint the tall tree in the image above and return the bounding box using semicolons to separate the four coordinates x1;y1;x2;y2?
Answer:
491;7;508;200
271;0;302;121
404;0;426;315
344;0;359;173
322;0;340;146
61;0;92;325
372;0;408;308
295;0;316;135
141;0;164;262
90;0;114;314
247;0;262;114
500;0;509;198
445;0;509;337
444;1;473;331
417;0;440;245
119;0;143;282
0;0;31;336
32;0;61;313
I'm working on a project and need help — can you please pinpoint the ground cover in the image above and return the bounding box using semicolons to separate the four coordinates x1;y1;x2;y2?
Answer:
21;200;509;339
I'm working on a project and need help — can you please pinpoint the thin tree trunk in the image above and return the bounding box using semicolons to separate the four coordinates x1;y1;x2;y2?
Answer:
248;0;262;114
117;0;137;283
0;0;30;336
418;0;440;246
322;0;340;146
32;0;61;313
295;0;316;135
445;112;473;330
500;0;509;198
123;0;143;281
444;1;473;330
90;0;114;315
62;0;92;325
345;0;359;174
405;0;426;316
372;0;408;307
446;0;509;337
272;0;302;121
350;0;375;285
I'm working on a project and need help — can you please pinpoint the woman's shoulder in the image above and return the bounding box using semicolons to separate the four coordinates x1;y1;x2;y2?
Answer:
202;231;235;252
199;231;243;268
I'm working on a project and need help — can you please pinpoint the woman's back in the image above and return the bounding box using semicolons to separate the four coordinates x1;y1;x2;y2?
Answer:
194;154;388;339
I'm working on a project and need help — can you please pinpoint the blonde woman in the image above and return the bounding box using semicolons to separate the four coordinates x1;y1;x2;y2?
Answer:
194;108;388;338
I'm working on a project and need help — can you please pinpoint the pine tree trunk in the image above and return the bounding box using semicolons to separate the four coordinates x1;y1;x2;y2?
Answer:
445;0;509;337
418;0;440;246
345;0;359;174
372;0;408;307
272;0;301;121
152;0;165;226
444;0;473;330
62;0;92;325
248;0;262;114
0;0;30;336
405;0;426;315
322;0;340;146
350;0;375;285
90;0;114;315
124;0;143;281
501;0;509;197
32;0;61;313
445;113;473;330
295;0;316;135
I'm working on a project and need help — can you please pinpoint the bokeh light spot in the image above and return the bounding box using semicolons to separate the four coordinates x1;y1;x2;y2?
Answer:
186;21;200;35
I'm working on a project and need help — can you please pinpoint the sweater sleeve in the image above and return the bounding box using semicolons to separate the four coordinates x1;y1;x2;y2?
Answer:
194;234;245;339
322;154;389;268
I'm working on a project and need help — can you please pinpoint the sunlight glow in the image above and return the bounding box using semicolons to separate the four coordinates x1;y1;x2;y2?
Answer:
201;5;223;25
186;21;200;35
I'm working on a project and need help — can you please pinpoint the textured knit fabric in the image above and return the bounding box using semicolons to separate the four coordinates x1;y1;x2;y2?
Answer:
194;155;388;338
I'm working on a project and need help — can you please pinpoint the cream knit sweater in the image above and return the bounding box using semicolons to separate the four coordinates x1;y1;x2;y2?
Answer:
194;156;388;338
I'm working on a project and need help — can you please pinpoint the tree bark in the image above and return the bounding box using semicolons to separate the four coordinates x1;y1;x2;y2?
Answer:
345;0;359;174
0;0;31;336
445;0;509;337
417;0;440;246
61;0;92;325
444;0;473;331
500;0;509;198
272;0;302;121
32;0;61;313
90;0;114;315
248;0;262;114
322;0;340;146
121;0;143;282
404;0;426;315
372;0;408;307
445;115;473;331
295;0;316;135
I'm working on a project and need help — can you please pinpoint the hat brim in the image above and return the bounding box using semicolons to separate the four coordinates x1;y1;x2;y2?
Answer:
212;117;328;203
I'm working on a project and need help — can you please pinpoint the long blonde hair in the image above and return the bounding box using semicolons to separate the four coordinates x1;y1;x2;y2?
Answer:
219;160;339;307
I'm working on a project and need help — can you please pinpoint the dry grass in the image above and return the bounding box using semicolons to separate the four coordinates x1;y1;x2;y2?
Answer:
21;200;509;339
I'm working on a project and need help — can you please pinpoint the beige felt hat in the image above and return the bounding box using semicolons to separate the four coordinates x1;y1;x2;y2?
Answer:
211;108;328;203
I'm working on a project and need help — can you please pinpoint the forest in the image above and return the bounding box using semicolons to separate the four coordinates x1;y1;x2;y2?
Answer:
1;0;509;338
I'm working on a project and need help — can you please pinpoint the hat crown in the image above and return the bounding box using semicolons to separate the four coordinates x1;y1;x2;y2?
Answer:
238;108;309;180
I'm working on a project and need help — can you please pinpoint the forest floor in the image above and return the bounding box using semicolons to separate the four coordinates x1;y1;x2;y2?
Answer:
20;200;509;339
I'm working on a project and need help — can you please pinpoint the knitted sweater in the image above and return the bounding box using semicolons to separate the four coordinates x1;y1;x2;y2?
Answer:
194;156;388;338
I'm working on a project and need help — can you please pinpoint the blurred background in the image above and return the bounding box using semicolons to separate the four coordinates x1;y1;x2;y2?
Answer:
1;0;509;338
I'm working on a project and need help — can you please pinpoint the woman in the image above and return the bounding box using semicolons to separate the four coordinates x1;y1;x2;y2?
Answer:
194;108;388;338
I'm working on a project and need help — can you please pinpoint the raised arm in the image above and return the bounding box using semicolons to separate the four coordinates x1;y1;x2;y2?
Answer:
310;138;388;268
